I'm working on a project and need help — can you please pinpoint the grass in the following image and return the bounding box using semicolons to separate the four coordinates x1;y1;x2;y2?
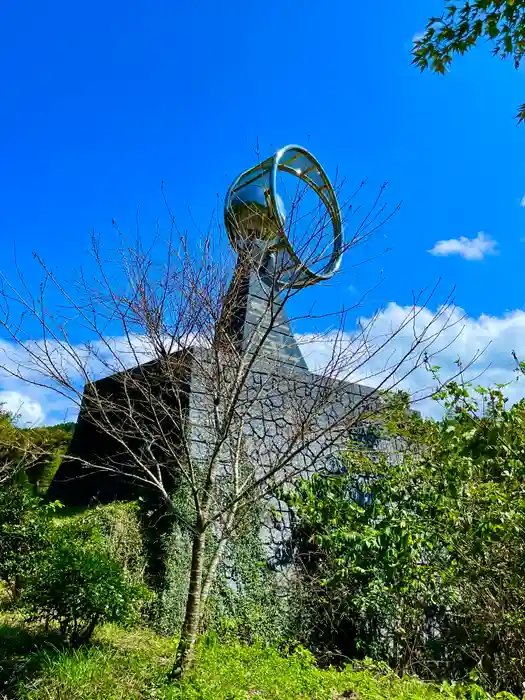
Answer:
0;615;518;700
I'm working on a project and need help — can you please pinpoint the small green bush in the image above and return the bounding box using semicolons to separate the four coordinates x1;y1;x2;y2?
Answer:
22;524;150;644
0;485;152;643
0;484;58;599
56;501;148;587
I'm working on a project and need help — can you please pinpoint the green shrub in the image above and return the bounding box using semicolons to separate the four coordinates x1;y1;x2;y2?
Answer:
0;484;58;599
0;484;152;642
22;523;150;644
285;383;525;695
21;425;72;493
0;408;72;494
57;501;148;587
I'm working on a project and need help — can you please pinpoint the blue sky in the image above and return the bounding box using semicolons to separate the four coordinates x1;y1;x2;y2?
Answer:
2;0;525;423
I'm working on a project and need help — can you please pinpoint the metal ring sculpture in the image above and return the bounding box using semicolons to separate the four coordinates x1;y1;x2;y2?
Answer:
224;145;343;290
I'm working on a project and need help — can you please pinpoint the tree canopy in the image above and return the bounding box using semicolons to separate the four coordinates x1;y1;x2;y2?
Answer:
412;1;525;121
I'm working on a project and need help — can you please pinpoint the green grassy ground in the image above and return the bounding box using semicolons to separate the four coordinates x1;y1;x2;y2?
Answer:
0;616;515;700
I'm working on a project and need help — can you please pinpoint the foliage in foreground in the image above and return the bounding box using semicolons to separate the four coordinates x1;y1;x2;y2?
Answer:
285;382;525;696
0;486;57;598
55;500;148;587
153;478;291;647
412;0;525;121
0;486;150;643
22;520;150;643
1;619;515;700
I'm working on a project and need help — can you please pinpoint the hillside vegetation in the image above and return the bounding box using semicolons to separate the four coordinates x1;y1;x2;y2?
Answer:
2;381;525;698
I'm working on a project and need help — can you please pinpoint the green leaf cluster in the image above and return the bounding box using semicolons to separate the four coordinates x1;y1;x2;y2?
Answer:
22;518;151;644
0;484;151;643
0;485;60;597
412;1;525;121
286;382;525;695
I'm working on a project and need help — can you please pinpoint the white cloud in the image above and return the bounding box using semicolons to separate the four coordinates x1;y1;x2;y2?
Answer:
428;232;497;261
520;195;525;207
0;390;45;426
301;303;525;418
2;303;525;423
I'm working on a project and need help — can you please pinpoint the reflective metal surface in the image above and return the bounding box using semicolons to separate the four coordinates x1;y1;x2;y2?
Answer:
224;145;343;290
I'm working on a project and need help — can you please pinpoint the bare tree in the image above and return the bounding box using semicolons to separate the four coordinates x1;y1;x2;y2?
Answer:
0;176;467;675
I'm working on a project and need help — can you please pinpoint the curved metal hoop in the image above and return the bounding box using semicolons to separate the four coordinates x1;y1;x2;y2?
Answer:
224;144;343;290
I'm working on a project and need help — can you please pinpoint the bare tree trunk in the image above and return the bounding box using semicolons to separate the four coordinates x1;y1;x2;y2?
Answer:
171;524;207;678
199;502;239;611
199;537;227;611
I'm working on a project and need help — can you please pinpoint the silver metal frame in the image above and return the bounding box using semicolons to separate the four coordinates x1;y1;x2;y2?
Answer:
224;144;343;289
